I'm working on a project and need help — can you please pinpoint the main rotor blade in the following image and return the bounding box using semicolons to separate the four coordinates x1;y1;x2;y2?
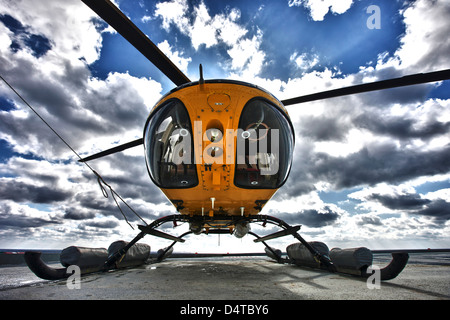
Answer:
281;69;450;106
78;138;143;162
82;0;191;86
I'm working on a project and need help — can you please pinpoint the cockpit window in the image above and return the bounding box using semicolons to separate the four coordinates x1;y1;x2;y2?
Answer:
234;99;294;189
144;99;198;188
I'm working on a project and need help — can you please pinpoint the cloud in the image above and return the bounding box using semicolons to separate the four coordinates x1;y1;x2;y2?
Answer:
310;142;450;189
414;200;450;223
0;202;62;229
270;207;341;228
157;40;192;73
0;179;72;203
356;214;383;227
63;208;96;221
288;0;354;21
154;0;265;77
290;51;320;71
395;0;450;71
355;112;450;141
0;14;52;58
154;0;190;33
0;213;60;229
349;185;450;224
297;115;349;141
367;193;431;210
0;31;162;159
0;0;102;65
79;219;119;230
294;207;341;228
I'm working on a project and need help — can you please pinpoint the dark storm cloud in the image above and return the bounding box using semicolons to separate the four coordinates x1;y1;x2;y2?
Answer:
360;192;450;223
356;215;383;226
73;185;161;224
0;63;148;158
414;200;450;223
0;180;72;203
297;116;349;141
0;215;60;229
0;15;158;159
79;220;119;229
91;153;168;204
0;203;61;229
310;142;450;189
368;193;431;210
274;207;341;228
75;192;121;217
281;141;450;199
63;208;96;220
355;113;450;140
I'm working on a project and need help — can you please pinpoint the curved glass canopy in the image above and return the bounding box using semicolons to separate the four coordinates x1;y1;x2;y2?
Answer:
144;97;294;190
144;99;198;188
234;98;294;189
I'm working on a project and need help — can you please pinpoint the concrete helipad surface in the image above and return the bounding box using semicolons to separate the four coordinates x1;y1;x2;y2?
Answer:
1;255;449;301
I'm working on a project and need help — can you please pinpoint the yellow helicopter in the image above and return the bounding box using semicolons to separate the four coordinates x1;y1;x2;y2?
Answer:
74;0;450;271
22;0;449;278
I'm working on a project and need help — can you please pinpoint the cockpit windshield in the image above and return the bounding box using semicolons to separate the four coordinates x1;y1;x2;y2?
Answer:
144;99;198;188
234;98;294;189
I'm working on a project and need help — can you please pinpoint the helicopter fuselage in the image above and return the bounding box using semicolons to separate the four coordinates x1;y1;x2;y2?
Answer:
143;80;295;229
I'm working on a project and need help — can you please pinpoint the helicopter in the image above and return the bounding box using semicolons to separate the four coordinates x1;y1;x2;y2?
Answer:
17;0;450;280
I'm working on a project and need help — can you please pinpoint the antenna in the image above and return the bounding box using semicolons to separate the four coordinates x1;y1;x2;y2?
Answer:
199;64;204;84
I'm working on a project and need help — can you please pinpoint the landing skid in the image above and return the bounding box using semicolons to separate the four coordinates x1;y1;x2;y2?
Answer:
24;214;409;281
130;214;336;271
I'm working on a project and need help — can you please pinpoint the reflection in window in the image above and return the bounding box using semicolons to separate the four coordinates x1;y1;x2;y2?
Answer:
144;99;198;188
235;99;294;189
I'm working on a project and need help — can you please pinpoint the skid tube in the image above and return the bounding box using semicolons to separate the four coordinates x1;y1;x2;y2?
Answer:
24;214;411;281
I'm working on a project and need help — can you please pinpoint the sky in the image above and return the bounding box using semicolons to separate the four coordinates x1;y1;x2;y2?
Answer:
0;0;449;253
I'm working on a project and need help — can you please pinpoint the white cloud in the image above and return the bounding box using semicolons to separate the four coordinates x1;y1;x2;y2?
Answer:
288;0;354;21
154;0;266;77
190;2;218;49
290;51;319;71
157;40;192;74
212;8;247;47
0;22;12;51
0;0;102;65
226;29;265;77
394;0;450;71
154;0;189;32
155;0;220;50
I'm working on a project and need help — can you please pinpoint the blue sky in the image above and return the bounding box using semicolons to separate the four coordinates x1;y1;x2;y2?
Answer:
0;0;449;252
